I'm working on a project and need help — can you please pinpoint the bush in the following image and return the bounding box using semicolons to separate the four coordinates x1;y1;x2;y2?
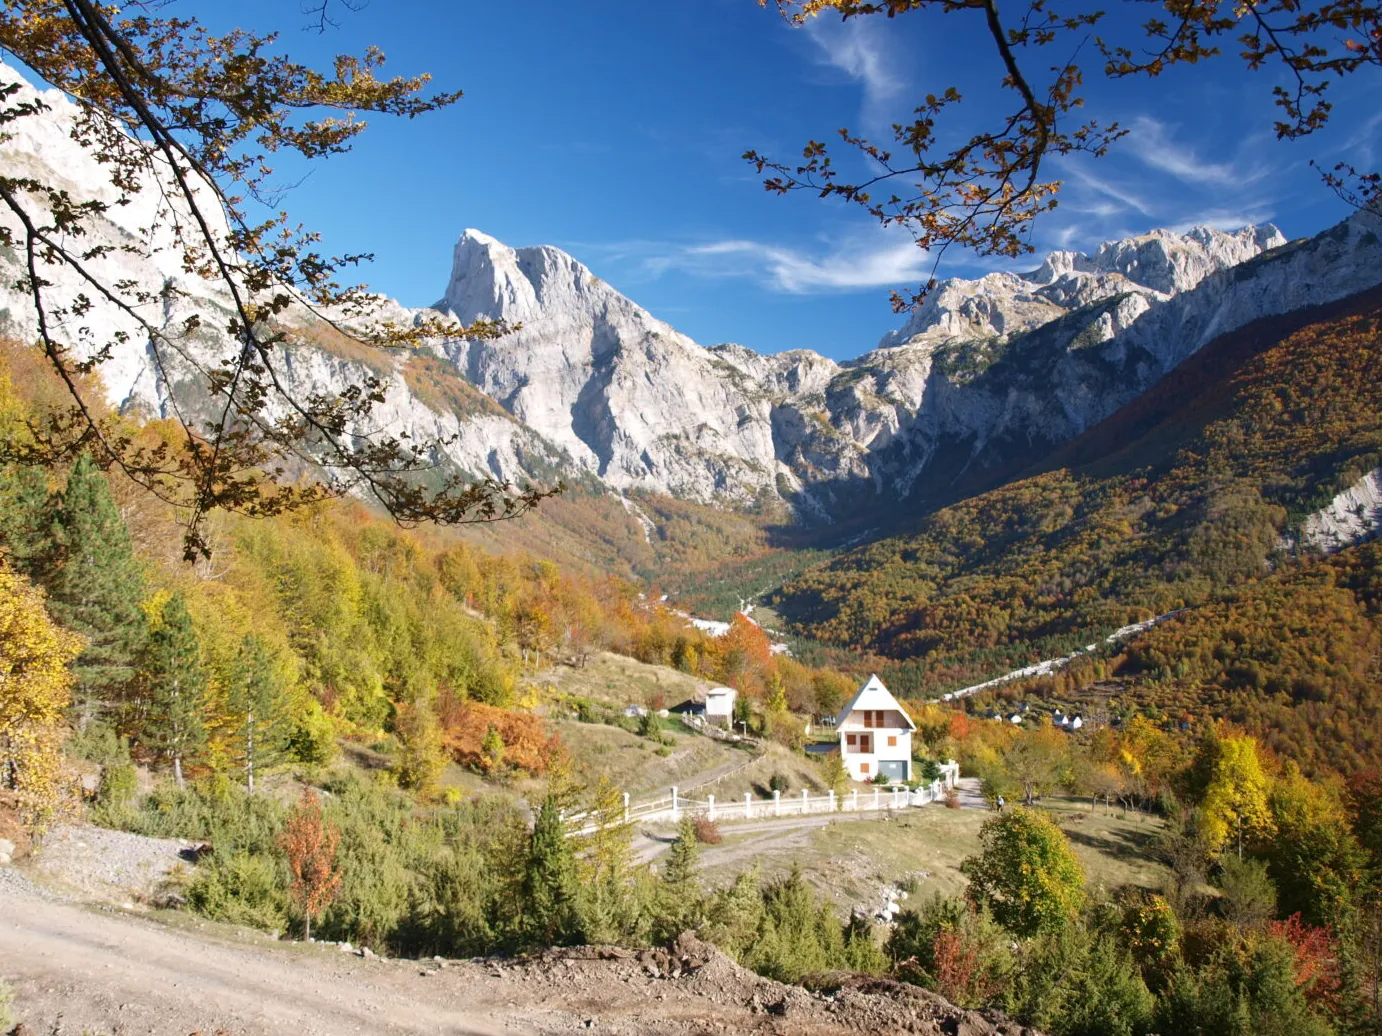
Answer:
288;697;337;766
66;720;125;765
1216;855;1277;924
769;772;790;793
889;895;1015;1009
187;851;291;931
693;817;722;844
97;759;138;810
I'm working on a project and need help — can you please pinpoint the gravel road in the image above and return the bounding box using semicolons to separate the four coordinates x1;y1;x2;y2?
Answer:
0;877;1032;1036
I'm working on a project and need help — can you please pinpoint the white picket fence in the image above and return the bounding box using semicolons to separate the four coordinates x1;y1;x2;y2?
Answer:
567;761;960;837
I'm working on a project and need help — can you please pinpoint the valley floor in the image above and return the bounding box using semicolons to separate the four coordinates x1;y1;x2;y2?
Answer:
0;875;1027;1036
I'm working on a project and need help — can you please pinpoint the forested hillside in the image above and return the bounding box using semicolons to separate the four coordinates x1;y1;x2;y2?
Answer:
0;335;872;825
775;287;1382;706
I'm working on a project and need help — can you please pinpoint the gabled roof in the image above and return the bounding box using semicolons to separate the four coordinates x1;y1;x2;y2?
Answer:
836;674;916;730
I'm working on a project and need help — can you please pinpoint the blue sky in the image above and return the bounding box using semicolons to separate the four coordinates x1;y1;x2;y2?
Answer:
181;0;1379;360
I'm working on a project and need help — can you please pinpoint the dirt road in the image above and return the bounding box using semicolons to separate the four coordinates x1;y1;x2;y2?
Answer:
0;880;1028;1036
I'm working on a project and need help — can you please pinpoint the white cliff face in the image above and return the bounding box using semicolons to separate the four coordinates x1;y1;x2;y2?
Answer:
429;230;791;502
879;224;1285;350
1293;468;1382;555
421;213;1378;512
3;62;1381;523
0;65;570;493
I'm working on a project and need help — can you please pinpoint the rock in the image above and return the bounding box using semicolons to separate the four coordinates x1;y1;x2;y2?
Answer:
0;60;1378;531
361;946;376;959
1290;466;1382;554
339;942;354;954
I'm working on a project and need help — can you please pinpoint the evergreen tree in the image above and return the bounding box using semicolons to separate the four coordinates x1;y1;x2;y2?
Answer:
226;634;292;793
521;796;584;948
139;593;208;788
0;464;54;579
46;453;148;724
656;814;703;937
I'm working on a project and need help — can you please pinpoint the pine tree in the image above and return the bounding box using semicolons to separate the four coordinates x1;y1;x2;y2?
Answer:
655;813;704;937
522;796;585;949
0;464;54;579
226;634;292;793
139;593;208;788
46;453;148;724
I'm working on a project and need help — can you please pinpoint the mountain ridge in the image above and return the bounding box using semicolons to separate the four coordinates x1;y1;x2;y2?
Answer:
1;62;1380;537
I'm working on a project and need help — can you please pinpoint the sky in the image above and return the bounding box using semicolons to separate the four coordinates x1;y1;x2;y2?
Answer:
174;0;1380;360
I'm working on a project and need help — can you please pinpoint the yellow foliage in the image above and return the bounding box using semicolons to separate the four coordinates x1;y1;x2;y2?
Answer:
0;563;82;829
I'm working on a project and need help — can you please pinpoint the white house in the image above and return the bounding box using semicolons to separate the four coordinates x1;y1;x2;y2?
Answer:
836;674;916;783
705;686;737;728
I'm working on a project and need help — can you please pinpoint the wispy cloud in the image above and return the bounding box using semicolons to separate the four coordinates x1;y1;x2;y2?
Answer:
1125;116;1268;187
800;15;906;129
1063;165;1156;217
582;229;930;294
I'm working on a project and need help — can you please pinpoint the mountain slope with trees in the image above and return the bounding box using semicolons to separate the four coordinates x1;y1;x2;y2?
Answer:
774;285;1382;705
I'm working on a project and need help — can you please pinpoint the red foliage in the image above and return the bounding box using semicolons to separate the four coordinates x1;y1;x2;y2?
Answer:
1268;914;1342;1009
436;694;565;775
930;927;1006;1006
278;789;342;941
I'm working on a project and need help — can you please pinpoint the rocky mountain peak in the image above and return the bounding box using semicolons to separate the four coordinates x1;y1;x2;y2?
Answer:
881;222;1288;350
2;61;1376;528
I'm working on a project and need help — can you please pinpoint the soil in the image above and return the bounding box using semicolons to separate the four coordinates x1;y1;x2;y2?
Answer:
1;850;1039;1036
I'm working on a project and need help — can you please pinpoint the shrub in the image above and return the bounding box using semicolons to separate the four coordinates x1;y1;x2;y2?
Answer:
769;772;790;793
1216;855;1277;924
889;895;1015;1009
693;816;722;844
962;807;1087;938
287;697;337;766
187;851;291;931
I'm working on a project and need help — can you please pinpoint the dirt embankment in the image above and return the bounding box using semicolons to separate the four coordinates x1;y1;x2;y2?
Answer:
0;868;1038;1036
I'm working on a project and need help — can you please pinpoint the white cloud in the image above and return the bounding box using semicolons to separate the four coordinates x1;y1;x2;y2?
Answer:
801;15;905;127
1125;116;1268;187
586;230;931;294
1063;165;1156;217
680;235;929;292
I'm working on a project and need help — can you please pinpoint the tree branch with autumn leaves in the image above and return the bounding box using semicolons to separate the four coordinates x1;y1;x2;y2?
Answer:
749;0;1381;311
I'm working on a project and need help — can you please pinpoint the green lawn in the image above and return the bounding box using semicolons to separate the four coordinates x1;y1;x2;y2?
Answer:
690;797;1169;915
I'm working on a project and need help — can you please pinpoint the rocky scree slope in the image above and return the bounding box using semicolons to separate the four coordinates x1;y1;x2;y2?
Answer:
3;64;1381;527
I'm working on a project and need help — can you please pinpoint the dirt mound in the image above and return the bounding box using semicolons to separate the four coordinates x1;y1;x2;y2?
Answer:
27;823;188;901
505;932;1035;1035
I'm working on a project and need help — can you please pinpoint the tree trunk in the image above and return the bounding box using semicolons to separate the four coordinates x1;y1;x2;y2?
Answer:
304;913;310;942
246;712;255;794
173;753;184;790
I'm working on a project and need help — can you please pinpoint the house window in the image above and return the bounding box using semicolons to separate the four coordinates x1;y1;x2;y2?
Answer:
846;734;856;746
860;762;870;775
888;735;897;747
